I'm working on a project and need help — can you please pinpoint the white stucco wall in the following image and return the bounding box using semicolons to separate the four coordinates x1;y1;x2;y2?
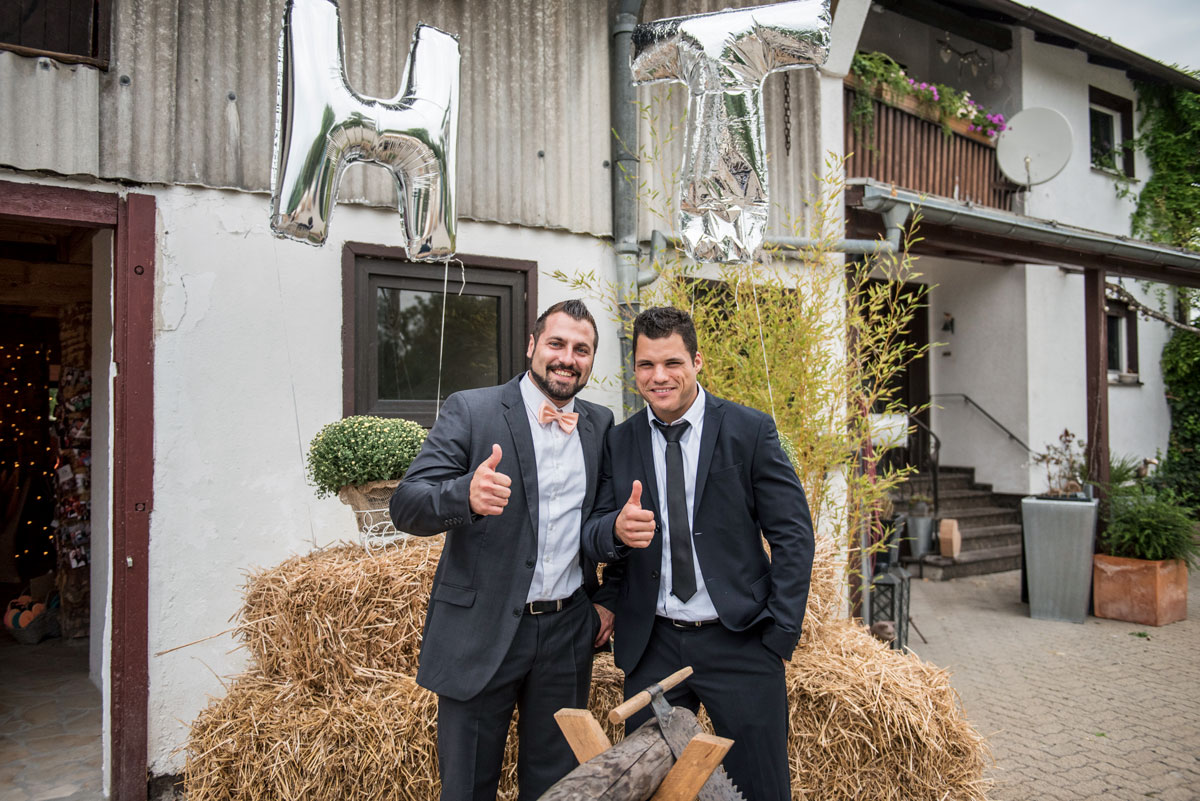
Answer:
922;257;1032;494
1017;27;1149;232
143;184;621;774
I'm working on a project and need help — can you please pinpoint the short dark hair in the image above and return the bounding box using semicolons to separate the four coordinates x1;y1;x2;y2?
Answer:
532;299;598;348
633;306;698;358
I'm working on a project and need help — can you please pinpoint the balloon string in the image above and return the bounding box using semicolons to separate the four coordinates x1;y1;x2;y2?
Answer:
435;260;449;421
433;258;466;422
751;280;777;424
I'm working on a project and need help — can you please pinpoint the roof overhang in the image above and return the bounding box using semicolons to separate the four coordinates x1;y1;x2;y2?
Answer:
846;179;1200;288
877;0;1200;93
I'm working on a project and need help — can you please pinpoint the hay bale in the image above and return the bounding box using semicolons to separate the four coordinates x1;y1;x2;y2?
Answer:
236;540;442;690
192;535;989;801
786;620;991;801
185;655;628;801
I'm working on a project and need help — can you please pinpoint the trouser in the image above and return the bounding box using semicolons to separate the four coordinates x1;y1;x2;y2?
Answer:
624;617;790;801
436;594;598;801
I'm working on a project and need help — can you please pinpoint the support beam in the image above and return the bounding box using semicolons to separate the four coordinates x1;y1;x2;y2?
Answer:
1084;269;1110;499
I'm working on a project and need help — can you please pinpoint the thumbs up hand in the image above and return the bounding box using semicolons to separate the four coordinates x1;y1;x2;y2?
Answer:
615;480;656;549
469;444;512;516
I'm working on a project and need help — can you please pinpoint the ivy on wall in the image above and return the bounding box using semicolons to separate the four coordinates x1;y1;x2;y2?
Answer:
1157;329;1200;509
1128;75;1200;252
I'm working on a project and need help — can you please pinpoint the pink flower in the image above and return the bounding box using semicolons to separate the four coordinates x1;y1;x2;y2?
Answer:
986;128;996;136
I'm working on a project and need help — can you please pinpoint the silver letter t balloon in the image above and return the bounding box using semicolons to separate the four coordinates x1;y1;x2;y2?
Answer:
633;0;831;263
270;0;460;260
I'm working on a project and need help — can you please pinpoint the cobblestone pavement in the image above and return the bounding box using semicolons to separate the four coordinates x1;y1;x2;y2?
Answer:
0;632;101;801
908;569;1200;801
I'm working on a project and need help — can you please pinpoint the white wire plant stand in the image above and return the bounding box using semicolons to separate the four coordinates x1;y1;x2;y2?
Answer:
338;480;412;556
352;507;411;556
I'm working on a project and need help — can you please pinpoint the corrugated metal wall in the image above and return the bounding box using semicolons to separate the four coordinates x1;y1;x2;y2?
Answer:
2;0;824;239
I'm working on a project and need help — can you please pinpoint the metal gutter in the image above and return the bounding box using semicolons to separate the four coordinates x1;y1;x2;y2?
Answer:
849;178;1200;280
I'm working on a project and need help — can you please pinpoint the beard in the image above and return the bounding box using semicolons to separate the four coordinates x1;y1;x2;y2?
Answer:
530;361;585;402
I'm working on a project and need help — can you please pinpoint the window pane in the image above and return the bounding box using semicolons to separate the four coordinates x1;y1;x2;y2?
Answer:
376;287;501;400
1090;108;1116;169
1106;314;1122;370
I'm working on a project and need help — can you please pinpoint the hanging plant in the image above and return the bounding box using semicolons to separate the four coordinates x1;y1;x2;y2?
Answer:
849;51;1007;146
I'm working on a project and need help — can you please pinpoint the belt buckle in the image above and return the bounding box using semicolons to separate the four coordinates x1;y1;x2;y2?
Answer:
529;598;563;615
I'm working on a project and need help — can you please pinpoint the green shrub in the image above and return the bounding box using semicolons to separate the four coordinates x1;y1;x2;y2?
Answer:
1157;329;1200;510
306;416;427;499
1100;484;1200;568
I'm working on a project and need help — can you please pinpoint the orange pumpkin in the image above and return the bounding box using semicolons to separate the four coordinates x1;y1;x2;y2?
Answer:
30;602;45;617
3;607;18;628
17;609;34;628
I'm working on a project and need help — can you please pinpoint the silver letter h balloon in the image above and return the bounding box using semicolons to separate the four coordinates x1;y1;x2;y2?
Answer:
633;0;831;263
270;0;460;260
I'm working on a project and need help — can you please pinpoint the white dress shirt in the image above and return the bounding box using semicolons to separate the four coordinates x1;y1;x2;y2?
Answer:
520;373;586;603
648;385;719;621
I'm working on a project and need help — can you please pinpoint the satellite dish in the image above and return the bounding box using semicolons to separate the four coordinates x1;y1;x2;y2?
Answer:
996;107;1073;187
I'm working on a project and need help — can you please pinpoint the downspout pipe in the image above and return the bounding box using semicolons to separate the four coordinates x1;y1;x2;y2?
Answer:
612;0;645;415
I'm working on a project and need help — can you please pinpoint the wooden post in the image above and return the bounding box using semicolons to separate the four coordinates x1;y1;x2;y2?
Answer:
1084;269;1110;502
649;733;733;801
554;709;612;764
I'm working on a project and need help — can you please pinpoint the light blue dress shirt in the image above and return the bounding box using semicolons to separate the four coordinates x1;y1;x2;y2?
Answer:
519;373;586;603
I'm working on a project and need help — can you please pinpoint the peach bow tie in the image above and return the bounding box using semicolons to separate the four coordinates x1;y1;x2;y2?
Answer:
538;401;579;434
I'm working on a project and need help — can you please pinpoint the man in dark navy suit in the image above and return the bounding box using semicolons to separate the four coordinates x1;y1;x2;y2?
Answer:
584;306;814;801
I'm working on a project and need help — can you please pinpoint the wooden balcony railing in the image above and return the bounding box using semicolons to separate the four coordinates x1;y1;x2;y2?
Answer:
843;85;1017;212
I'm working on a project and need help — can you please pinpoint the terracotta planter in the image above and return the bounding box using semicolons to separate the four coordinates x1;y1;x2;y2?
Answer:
1093;554;1188;627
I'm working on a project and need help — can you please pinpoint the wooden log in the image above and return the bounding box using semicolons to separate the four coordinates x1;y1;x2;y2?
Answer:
609;667;693;725
538;718;674;801
554;708;611;764
649;733;733;801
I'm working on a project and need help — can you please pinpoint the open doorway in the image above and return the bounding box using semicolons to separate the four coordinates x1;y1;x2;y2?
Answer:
0;217;108;799
0;182;154;801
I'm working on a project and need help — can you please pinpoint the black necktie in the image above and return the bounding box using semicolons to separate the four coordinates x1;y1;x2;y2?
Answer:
655;420;696;602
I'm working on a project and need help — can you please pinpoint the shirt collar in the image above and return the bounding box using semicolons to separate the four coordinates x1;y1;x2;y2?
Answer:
520;371;576;417
647;384;706;431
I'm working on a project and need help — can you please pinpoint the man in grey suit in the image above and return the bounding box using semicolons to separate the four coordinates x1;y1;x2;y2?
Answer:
390;299;615;801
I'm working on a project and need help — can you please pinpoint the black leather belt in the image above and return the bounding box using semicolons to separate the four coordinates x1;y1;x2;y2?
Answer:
656;615;720;629
525;586;586;615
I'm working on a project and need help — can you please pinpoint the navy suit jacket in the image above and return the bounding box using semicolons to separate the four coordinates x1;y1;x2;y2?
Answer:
583;392;814;673
390;374;614;701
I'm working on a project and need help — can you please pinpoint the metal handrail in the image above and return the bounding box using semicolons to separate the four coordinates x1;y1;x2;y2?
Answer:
932;393;1034;454
909;414;941;512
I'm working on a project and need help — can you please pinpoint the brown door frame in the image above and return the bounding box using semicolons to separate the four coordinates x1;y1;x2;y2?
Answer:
0;180;154;801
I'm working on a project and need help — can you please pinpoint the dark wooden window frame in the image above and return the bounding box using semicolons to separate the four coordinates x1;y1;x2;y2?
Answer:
342;243;536;425
1088;86;1135;178
0;180;154;801
1105;297;1139;375
0;0;112;69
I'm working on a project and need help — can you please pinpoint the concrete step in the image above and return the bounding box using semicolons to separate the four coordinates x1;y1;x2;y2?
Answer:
942;506;1020;529
920;544;1023;581
932;488;997;512
958;524;1023;552
906;471;975;494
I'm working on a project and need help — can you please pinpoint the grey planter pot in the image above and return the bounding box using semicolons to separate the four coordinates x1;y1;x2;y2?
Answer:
908;516;934;559
1021;497;1098;623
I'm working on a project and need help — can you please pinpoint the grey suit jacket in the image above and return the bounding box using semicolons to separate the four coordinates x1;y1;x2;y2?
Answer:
390;374;614;701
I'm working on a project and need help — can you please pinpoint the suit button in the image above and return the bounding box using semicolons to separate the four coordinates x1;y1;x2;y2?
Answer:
512;608;521;617
525;559;535;568
650;570;660;580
